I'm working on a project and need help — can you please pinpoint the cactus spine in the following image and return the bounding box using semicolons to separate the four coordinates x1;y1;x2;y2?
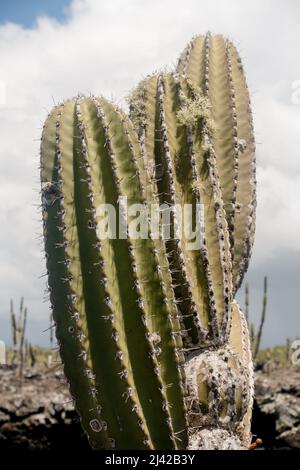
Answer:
41;33;256;450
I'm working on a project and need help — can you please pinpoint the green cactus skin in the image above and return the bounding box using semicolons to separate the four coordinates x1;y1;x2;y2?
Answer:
40;97;188;450
129;72;234;349
177;33;256;295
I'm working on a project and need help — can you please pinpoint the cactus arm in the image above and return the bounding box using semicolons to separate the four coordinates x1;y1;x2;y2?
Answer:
115;109;189;447
182;33;237;308
209;35;240;262
177;75;233;343
41;96;190;450
141;76;204;347
154;76;206;345
41;101;113;449
129;76;203;346
129;72;234;346
176;34;256;294
74;100;157;449
74;96;177;449
85;100;178;448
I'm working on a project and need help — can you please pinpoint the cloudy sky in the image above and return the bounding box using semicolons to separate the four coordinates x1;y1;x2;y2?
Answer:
0;0;299;348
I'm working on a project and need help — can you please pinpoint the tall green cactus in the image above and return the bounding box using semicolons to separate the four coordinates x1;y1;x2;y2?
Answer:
128;67;254;448
128;73;233;349
177;33;256;294
41;97;187;450
41;32;256;450
128;32;255;448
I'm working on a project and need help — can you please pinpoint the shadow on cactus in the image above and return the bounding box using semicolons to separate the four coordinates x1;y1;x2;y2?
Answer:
40;33;256;450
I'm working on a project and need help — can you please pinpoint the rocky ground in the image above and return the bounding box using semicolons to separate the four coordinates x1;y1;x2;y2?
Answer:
0;364;299;450
252;366;300;450
0;364;90;450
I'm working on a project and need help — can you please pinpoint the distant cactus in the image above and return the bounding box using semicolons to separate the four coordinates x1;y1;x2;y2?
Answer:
254;276;268;359
41;33;256;450
286;337;291;364
245;283;249;325
10;297;28;384
0;340;5;365
29;343;36;368
244;277;268;360
10;297;27;366
250;322;256;354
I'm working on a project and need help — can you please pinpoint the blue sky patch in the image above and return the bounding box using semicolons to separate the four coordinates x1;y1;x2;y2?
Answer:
0;0;72;28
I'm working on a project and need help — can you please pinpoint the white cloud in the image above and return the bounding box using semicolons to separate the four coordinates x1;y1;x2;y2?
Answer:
0;0;299;346
252;165;300;264
253;87;300;177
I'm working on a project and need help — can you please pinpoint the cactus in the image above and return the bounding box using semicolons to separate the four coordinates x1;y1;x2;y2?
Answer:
127;34;255;447
10;297;27;371
128;70;254;447
244;282;249;325
41;97;187;450
10;300;17;364
29;343;36;368
19;303;27;381
253;276;268;359
128;73;233;349
176;33;256;294
243;276;268;360
41;33;256;450
286;337;291;364
0;340;5;365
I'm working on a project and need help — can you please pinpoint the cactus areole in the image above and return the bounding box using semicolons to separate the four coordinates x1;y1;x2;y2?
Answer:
40;33;256;450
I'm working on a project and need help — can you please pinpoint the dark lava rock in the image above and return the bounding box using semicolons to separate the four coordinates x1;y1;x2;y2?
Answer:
252;366;300;449
0;365;90;450
1;364;299;450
